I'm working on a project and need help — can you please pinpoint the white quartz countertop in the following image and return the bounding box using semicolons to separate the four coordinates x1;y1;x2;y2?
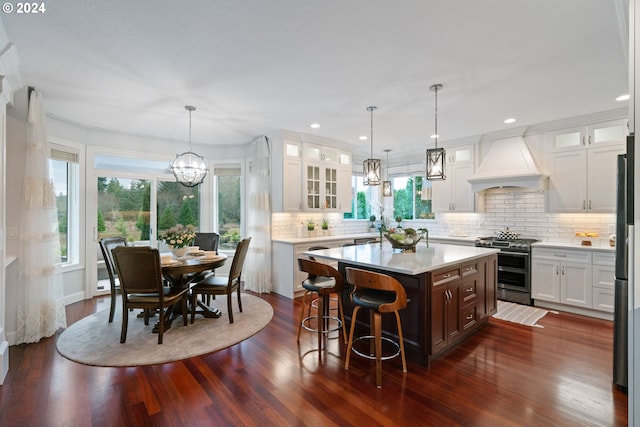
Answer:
303;243;499;276
273;233;479;245
532;241;615;252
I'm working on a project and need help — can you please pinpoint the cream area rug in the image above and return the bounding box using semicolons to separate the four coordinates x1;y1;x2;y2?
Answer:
56;294;273;367
493;301;556;328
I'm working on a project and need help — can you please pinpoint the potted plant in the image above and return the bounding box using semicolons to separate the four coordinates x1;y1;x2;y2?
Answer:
395;215;403;228
307;219;315;236
369;215;376;230
321;217;330;235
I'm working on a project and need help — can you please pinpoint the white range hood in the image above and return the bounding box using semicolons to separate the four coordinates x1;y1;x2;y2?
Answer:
467;136;546;192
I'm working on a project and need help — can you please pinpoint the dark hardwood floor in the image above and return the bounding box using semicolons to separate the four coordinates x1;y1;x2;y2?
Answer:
0;293;628;426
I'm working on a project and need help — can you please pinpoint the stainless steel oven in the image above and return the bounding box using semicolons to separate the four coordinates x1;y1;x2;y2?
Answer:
475;237;538;306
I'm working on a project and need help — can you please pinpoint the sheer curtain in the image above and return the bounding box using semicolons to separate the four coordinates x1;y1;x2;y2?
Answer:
243;136;272;293
16;91;67;344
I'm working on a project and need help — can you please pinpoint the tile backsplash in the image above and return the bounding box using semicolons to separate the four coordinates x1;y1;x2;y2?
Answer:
272;191;616;248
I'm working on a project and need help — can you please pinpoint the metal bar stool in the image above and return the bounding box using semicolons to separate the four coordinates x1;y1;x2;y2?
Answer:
297;258;347;358
344;267;408;388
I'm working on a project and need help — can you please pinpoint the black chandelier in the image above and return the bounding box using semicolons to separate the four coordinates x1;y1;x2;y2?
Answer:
426;84;446;181
363;106;381;185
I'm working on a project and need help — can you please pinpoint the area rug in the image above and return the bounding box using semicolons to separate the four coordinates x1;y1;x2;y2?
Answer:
56;294;273;367
493;301;555;328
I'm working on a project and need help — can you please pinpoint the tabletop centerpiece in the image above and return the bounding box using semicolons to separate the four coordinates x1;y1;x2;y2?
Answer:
384;227;425;253
161;224;196;257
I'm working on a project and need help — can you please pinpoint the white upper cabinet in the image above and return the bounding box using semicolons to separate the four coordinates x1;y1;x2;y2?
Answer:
272;139;302;212
302;142;352;211
546;119;627;213
432;145;475;212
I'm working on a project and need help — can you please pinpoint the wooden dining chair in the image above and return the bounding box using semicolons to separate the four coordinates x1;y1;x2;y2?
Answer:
99;236;127;323
193;232;220;252
190;237;251;324
112;246;189;344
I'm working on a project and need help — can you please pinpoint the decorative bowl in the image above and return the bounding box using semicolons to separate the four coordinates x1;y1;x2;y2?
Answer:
384;232;422;252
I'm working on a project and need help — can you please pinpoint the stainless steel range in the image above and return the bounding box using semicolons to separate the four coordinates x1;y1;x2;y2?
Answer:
475;236;539;305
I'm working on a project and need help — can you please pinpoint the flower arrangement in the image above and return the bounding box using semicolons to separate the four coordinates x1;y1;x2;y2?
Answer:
160;224;196;248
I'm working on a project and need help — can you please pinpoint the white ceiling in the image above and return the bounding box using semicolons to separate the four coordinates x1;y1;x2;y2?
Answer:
0;0;630;156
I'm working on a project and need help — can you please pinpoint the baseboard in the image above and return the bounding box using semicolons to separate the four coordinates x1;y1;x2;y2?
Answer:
534;300;614;321
0;333;8;384
64;290;88;306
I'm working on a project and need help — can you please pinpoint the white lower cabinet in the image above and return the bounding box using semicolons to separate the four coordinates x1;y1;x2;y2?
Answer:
272;238;355;299
532;247;615;315
591;251;615;313
531;248;592;308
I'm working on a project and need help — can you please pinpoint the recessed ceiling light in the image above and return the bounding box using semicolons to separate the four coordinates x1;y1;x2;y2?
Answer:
359;135;368;140
616;94;630;101
504;118;516;124
310;123;320;129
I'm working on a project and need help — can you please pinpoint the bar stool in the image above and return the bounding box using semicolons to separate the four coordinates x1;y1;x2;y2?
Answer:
307;246;338;313
297;258;347;357
344;267;408;388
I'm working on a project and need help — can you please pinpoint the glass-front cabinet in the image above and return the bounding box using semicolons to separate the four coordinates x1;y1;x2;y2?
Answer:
302;142;351;211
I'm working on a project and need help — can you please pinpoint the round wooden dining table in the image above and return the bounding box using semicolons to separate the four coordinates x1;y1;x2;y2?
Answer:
159;253;228;328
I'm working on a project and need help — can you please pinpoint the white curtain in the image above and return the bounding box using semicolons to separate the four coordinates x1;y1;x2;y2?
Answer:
16;91;67;344
244;136;272;293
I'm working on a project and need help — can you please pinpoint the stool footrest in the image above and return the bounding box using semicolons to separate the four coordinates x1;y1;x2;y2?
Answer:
351;336;401;361
301;315;342;334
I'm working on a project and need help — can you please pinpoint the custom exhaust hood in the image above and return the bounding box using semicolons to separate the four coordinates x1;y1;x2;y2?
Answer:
467;136;546;192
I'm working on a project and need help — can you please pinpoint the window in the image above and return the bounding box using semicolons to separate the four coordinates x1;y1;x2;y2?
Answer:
214;165;242;251
343;175;377;219
50;146;80;264
391;175;434;220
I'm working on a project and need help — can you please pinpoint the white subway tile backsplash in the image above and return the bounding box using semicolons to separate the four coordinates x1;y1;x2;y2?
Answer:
271;191;615;243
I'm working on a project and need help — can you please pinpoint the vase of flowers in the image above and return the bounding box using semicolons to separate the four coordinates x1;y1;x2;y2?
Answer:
160;224;196;257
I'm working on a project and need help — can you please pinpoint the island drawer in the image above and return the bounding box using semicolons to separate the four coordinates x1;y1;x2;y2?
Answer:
461;304;478;331
431;267;461;286
461;261;478;277
460;278;477;304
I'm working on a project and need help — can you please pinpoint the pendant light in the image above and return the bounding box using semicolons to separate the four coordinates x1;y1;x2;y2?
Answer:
363;106;381;185
170;105;209;187
426;84;446;181
383;149;392;197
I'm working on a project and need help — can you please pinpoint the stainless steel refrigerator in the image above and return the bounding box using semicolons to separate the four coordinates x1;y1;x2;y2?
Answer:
614;134;634;391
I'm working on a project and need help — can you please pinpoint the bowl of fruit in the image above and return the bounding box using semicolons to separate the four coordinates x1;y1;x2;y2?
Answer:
384;227;422;252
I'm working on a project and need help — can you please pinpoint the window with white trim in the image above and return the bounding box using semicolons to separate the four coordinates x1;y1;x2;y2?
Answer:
50;145;80;264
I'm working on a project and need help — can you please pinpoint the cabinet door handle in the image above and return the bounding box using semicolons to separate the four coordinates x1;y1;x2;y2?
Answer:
583;200;586;210
553;254;567;257
588;135;592;145
442;273;451;279
466;314;473;320
555;266;559;275
582;136;586;145
561;266;565;275
466;287;474;293
588;200;592;210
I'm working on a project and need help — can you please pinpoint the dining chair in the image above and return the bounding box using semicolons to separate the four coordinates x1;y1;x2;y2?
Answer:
111;246;189;344
99;236;128;323
344;267;408;388
187;232;221;292
190;237;251;324
193;232;220;252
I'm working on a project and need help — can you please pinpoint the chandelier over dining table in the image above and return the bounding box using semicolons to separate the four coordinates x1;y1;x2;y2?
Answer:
170;105;209;187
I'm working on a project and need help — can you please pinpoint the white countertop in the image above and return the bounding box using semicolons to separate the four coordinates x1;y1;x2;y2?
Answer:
532;241;615;252
303;243;499;276
273;233;479;245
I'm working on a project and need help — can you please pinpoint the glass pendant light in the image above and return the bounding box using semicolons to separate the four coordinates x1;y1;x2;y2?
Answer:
383;149;392;197
170;105;209;187
363;106;381;185
426;84;446;181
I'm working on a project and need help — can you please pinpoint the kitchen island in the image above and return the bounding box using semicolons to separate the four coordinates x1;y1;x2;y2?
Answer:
304;243;499;367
